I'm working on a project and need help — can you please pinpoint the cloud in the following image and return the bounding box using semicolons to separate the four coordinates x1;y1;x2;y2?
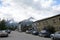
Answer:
0;0;60;22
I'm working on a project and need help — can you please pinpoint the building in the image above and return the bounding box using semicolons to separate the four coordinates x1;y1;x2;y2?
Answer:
18;20;33;32
17;22;22;32
33;14;60;32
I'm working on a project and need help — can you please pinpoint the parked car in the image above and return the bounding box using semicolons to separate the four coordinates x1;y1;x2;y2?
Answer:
26;30;32;34
5;30;11;34
39;30;50;37
32;30;39;35
0;30;8;37
50;34;54;38
51;31;60;40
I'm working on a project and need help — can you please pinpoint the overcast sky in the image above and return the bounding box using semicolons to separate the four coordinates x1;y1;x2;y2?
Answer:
0;0;60;22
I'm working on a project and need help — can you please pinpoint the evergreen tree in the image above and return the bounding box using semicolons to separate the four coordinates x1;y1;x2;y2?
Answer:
0;19;7;30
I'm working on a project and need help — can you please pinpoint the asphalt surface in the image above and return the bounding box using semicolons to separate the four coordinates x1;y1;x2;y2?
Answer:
0;31;51;40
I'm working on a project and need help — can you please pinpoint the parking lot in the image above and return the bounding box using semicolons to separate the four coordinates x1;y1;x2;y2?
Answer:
0;31;51;40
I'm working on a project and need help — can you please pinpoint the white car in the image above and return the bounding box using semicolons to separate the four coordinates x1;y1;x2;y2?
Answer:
51;31;60;40
0;30;8;37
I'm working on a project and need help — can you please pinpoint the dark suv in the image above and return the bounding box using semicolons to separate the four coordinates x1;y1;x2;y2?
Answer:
39;30;50;37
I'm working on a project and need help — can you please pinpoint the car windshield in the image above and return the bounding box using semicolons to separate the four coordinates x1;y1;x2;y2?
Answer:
55;32;60;34
0;30;2;33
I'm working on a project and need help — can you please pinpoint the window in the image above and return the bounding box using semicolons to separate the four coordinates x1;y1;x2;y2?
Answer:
43;21;48;25
53;19;56;23
59;18;60;20
45;21;48;24
43;21;46;25
37;23;39;26
39;22;41;25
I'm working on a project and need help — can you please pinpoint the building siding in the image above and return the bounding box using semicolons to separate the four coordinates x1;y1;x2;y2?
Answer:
33;14;60;32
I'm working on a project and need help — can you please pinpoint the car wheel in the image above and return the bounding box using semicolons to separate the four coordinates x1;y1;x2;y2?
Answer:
52;38;57;40
6;34;8;37
51;37;54;40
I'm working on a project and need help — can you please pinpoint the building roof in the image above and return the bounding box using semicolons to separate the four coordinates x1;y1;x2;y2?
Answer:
35;14;60;22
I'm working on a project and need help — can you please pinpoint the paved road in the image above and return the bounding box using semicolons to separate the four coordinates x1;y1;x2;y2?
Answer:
0;31;51;40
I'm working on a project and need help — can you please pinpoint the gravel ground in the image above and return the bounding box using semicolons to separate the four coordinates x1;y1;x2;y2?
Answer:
0;31;51;40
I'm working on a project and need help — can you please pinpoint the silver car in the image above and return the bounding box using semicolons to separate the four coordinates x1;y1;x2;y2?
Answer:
51;31;60;40
0;30;8;37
